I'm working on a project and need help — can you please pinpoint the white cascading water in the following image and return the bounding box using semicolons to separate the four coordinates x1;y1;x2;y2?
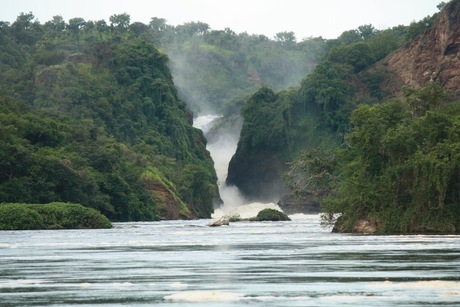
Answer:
193;115;282;219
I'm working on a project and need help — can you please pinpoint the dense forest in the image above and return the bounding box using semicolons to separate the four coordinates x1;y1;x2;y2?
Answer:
229;0;460;233
227;15;441;201
0;11;327;222
0;13;224;221
324;83;460;233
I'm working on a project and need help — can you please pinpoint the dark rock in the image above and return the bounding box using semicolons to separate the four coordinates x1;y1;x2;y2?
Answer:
333;216;457;234
226;150;287;203
410;223;456;234
277;193;321;215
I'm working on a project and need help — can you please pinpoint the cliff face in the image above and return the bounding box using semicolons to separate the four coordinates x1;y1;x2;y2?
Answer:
384;0;460;97
226;149;287;203
225;87;290;203
225;87;336;206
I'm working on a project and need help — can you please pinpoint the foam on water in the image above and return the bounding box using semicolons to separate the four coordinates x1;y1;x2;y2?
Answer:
170;282;189;289
212;202;282;219
164;292;319;303
112;282;133;287
0;279;48;288
164;291;242;302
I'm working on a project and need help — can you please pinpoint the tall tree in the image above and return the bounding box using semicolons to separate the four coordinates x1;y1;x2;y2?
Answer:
109;13;130;30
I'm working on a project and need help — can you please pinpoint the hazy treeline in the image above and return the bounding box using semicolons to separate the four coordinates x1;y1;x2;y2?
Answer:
160;22;326;115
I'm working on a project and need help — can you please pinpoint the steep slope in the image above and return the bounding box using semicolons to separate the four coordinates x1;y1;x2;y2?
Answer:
324;0;460;233
382;0;460;98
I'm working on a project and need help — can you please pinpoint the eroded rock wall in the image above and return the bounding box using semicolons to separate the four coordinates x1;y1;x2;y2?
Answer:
385;0;460;97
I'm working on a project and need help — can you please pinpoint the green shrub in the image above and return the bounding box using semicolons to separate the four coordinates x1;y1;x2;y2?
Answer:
0;202;112;230
255;208;291;221
0;204;45;230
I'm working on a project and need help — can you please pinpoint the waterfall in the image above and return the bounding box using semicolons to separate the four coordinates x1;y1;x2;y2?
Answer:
193;115;282;219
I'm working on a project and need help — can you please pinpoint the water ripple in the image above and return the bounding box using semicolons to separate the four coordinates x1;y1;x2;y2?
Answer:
1;215;459;306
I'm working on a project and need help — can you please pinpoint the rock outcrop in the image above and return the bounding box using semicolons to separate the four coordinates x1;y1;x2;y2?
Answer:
209;217;230;227
226;150;287;203
277;194;321;215
384;0;460;98
332;218;377;234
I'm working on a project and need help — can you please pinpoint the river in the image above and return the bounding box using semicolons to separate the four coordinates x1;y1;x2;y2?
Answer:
1;215;460;306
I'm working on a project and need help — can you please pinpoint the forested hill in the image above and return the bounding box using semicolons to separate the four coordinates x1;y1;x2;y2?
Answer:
226;14;440;202
228;0;460;233
0;13;220;221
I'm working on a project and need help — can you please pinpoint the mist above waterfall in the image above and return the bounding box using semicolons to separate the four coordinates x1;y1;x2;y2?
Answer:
164;27;325;218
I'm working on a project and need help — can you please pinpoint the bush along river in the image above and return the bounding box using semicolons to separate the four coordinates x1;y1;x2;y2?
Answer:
1;215;460;306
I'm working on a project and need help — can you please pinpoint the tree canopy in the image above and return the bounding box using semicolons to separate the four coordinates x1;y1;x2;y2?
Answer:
321;83;460;233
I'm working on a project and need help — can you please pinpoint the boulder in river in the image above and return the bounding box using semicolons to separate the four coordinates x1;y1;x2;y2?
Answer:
277;193;321;215
332;217;377;234
209;217;230;227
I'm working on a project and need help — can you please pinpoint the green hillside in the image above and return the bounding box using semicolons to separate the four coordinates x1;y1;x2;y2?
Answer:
0;13;219;221
227;22;418;201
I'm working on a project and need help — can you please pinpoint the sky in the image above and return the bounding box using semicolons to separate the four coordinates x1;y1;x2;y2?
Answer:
1;0;443;40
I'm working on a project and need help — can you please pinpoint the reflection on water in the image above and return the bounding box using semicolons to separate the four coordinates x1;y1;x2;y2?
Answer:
1;214;459;306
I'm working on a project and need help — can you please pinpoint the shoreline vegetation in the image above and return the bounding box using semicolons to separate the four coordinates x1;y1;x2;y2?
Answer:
319;83;460;235
0;202;112;230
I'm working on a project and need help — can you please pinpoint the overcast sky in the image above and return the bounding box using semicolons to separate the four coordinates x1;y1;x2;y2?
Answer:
2;0;443;40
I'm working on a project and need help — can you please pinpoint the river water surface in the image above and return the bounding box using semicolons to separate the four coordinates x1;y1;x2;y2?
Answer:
1;214;459;306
